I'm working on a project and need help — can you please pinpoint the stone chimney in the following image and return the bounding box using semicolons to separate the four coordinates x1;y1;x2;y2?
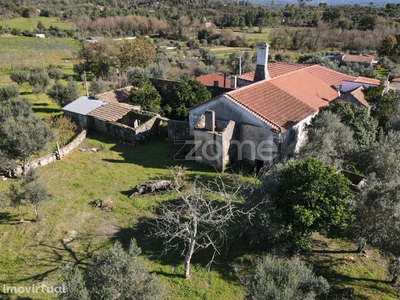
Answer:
253;42;271;82
205;110;215;131
213;80;219;87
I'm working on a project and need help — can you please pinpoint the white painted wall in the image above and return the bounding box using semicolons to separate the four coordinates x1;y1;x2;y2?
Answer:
189;96;272;136
292;112;317;152
256;42;269;66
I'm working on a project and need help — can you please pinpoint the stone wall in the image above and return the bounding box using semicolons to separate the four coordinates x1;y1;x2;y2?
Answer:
13;130;87;176
167;120;190;140
239;124;276;165
89;113;160;143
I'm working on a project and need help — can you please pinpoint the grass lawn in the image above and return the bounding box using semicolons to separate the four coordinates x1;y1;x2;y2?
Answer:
0;133;399;299
6;80;87;118
6;17;75;31
210;46;254;59
0;134;248;300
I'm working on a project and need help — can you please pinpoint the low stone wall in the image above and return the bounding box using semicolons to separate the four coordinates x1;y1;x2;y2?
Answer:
90;114;160;143
13;130;87;176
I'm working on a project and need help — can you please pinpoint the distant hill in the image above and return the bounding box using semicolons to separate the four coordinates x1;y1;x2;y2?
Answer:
259;0;391;7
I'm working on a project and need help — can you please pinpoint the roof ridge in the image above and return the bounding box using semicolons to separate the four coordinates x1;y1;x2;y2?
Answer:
239;62;310;79
232;64;316;90
308;64;357;81
267;63;315;81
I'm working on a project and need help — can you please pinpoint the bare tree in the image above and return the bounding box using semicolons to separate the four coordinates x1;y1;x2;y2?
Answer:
151;176;255;279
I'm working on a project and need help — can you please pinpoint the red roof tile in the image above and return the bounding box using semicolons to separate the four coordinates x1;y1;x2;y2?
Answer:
196;74;230;88
342;54;374;64
341;86;371;109
227;65;356;132
238;62;311;82
88;103;131;122
96;86;133;104
392;75;400;83
354;76;380;85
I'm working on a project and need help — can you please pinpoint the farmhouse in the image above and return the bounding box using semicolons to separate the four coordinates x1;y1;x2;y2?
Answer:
189;43;377;171
331;52;375;67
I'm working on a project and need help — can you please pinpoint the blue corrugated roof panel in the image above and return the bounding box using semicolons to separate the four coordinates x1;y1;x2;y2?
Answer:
62;96;106;115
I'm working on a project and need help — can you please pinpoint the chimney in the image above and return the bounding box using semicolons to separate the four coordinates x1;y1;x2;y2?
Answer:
205;110;215;131
253;42;271;82
230;75;237;89
224;73;227;87
213;80;219;87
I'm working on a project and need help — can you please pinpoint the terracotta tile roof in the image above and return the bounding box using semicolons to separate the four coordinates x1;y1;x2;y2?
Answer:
226;64;357;132
238;63;314;82
95;86;133;104
340;86;371;109
88;103;131;122
305;65;355;87
237;71;255;81
342;54;374;64
332;52;345;58
227;84;315;132
392;75;400;83
196;74;230;88
353;76;380;85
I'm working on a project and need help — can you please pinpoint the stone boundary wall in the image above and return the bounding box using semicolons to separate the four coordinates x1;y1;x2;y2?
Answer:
13;130;87;176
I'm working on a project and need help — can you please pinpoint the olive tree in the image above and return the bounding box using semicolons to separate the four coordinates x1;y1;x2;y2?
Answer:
47;64;64;81
299;111;357;169
244;255;329;300
89;77;108;97
352;130;400;180
47;77;79;107
319;101;378;147
0;84;19;101
58;238;164;300
0;98;55;175
28;67;50;98
389;258;400;284
350;177;400;255
10;71;29;86
0;115;54;174
5;169;52;221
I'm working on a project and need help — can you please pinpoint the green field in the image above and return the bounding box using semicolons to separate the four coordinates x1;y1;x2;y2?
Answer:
17;80;86;118
0;134;398;300
0;36;81;74
0;135;247;300
5;17;75;31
